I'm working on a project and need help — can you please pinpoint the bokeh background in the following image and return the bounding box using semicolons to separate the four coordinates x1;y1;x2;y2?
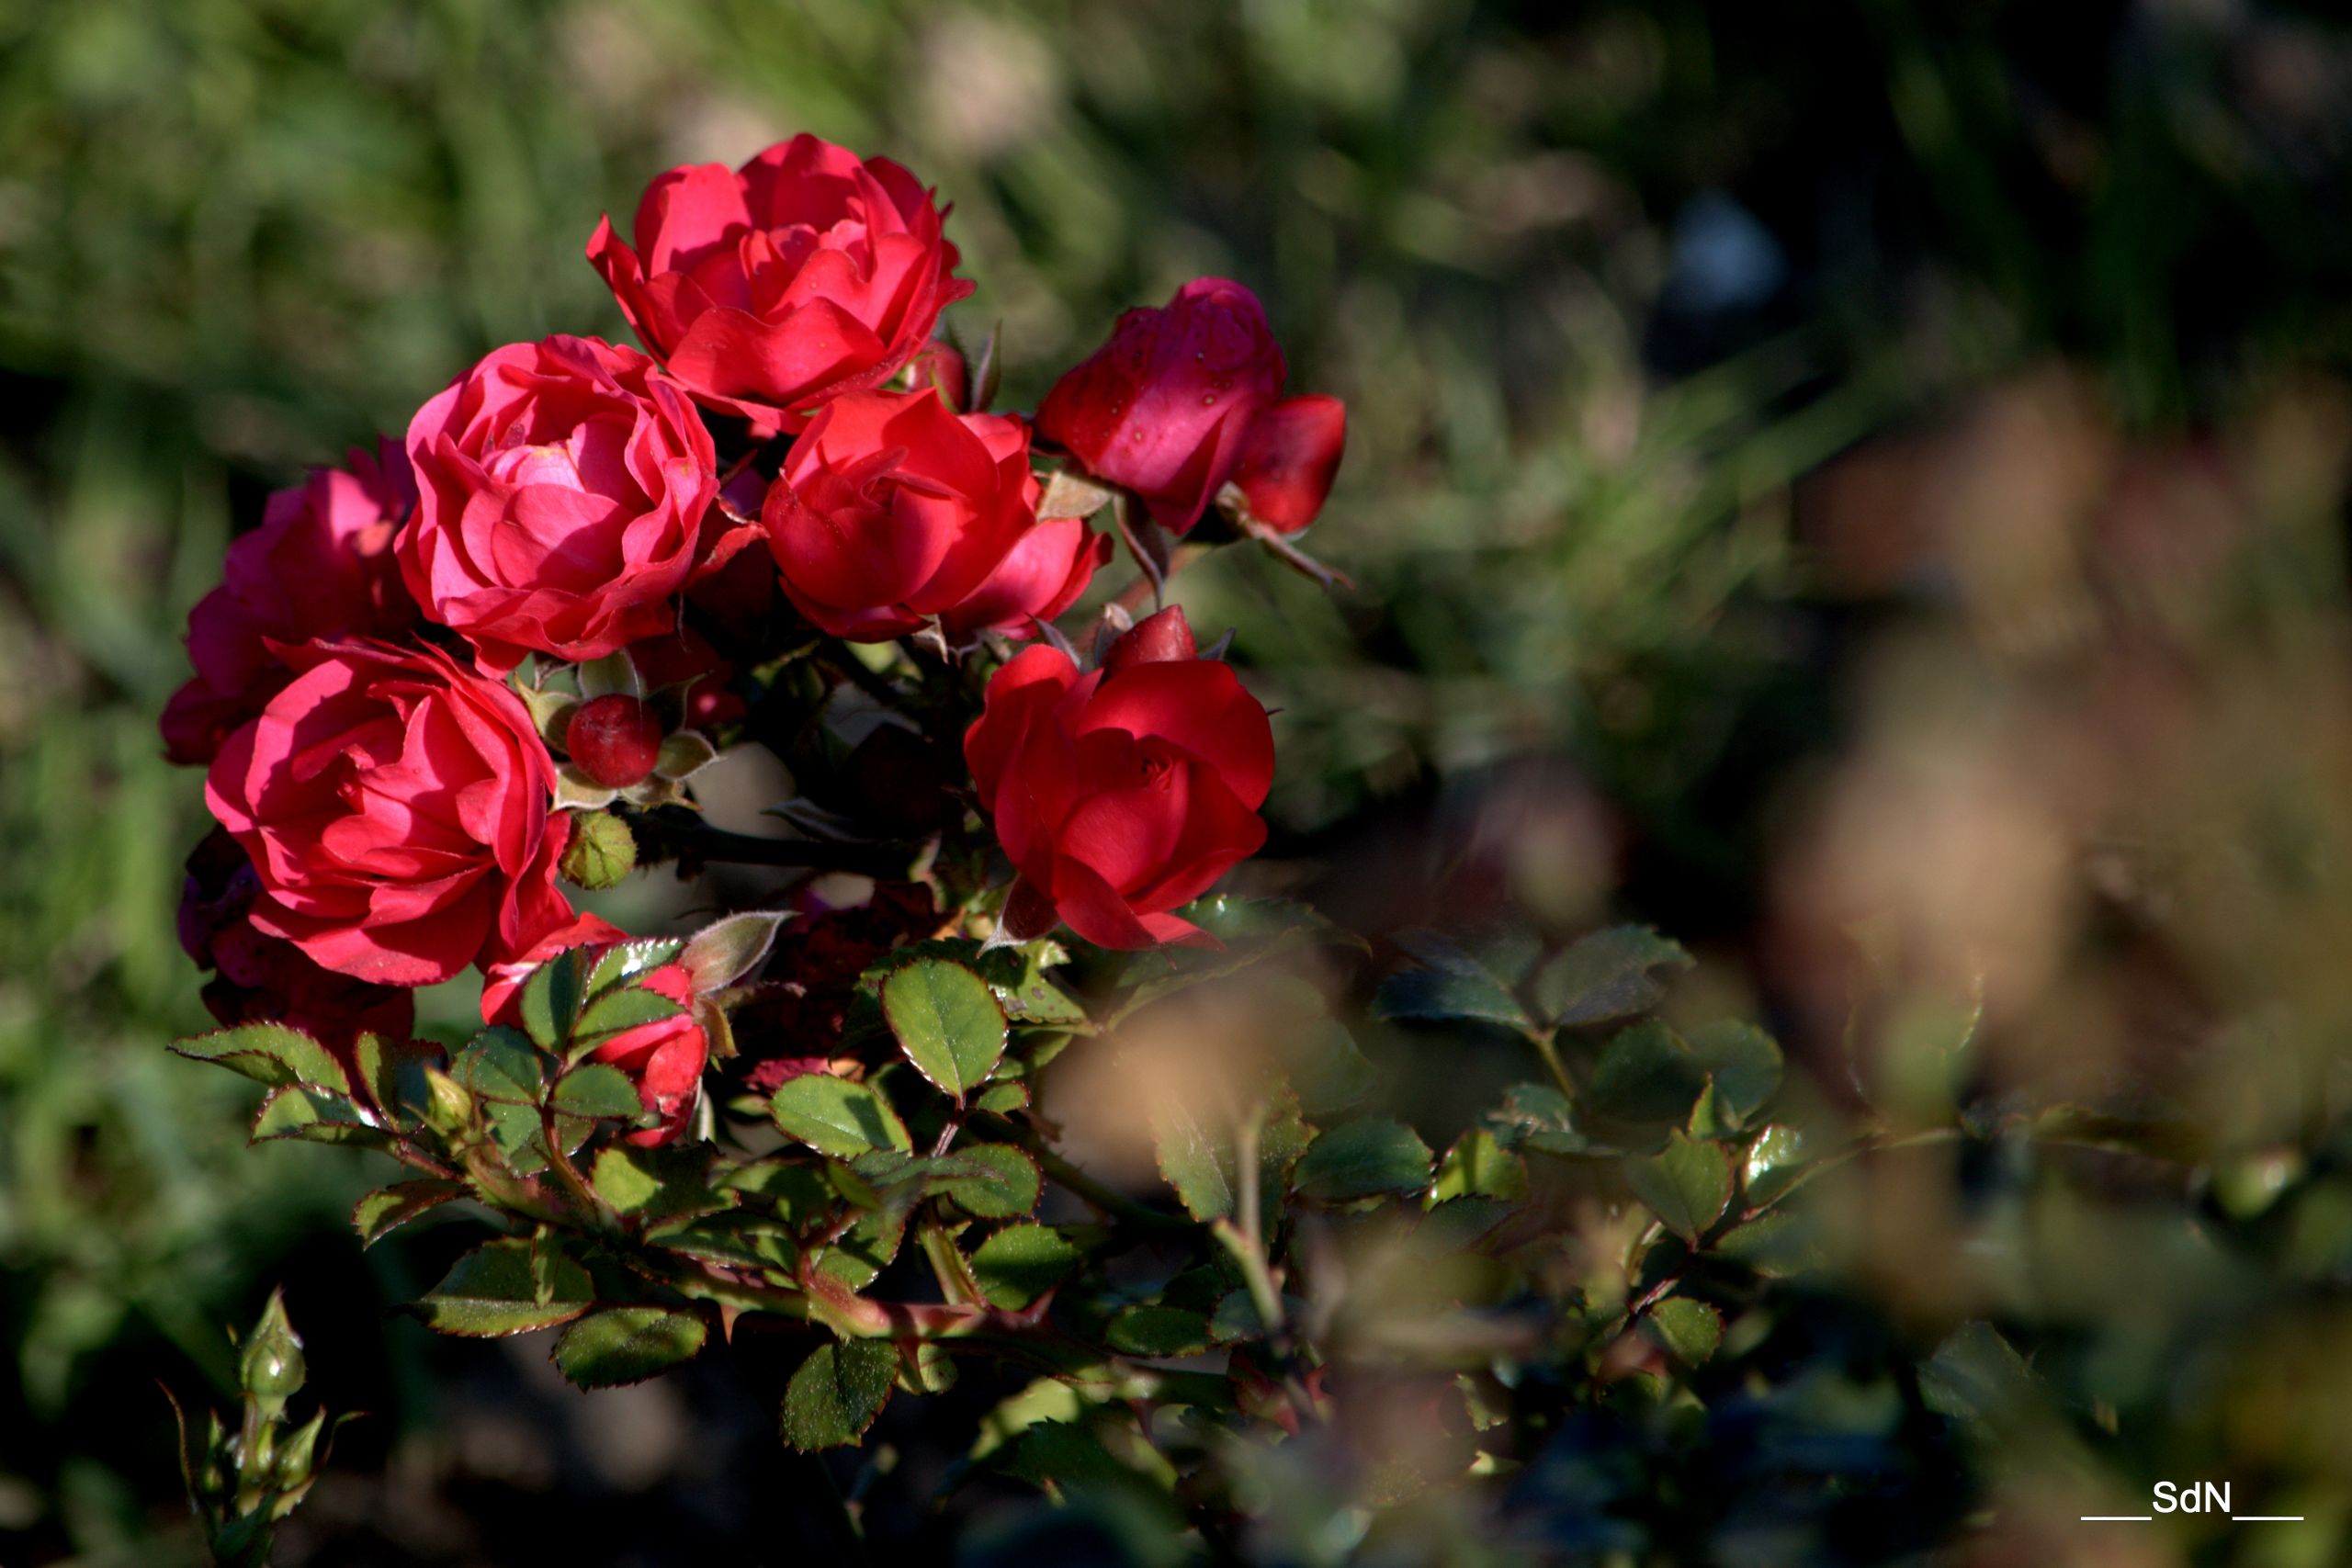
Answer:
6;0;2352;1562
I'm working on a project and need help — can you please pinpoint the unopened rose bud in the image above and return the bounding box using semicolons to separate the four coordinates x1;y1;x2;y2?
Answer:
1228;394;1346;535
560;809;638;890
239;1292;306;1407
567;694;664;788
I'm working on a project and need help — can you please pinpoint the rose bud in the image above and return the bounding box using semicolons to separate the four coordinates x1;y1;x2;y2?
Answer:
587;134;973;431
401;334;718;671
481;935;708;1146
1035;277;1286;533
161;442;417;766
567;694;665;788
179;829;415;1048
204;641;582;985
1227;394;1347;535
963;605;1274;948
761;388;1105;642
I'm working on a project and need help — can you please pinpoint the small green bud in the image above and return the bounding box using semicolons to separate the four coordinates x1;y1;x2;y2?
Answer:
559;809;637;891
423;1065;472;1133
238;1291;306;1405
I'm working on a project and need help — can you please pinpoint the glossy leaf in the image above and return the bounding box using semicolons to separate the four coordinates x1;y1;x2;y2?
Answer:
170;1021;348;1095
1533;925;1692;1027
520;949;590;1051
1292;1118;1434;1203
1626;1131;1731;1242
406;1238;594;1337
454;1027;544;1105
1642;1297;1724;1365
883;959;1007;1102
930;1145;1043;1219
971;1224;1082;1308
352;1180;463;1247
550;1062;647;1121
769;1075;911;1158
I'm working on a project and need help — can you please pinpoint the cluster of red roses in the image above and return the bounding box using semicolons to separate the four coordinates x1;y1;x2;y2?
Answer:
165;135;1344;1144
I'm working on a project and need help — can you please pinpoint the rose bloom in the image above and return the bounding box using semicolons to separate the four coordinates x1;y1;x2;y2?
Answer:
1228;393;1347;535
161;442;417;765
205;641;582;986
482;933;707;1147
588;133;971;430
964;606;1274;948
179;829;415;1048
762;388;1105;642
401;334;718;671
1035;276;1286;533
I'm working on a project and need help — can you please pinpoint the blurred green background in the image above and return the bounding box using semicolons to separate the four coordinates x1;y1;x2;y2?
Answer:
6;0;2352;1562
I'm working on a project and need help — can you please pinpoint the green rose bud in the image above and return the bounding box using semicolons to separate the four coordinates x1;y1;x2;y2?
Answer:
559;809;637;891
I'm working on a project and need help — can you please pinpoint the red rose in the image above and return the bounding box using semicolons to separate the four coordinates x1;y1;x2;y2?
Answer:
1035;277;1286;533
161;442;417;765
761;389;1105;642
964;606;1274;948
401;335;718;671
178;829;415;1048
204;641;581;985
1228;394;1347;535
587;134;972;430
482;937;707;1147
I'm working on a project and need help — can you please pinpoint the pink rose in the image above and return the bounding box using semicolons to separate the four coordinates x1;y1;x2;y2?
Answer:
761;389;1105;642
964;606;1274;948
401;335;718;671
1228;394;1347;535
161;442;417;765
588;134;972;430
204;641;582;986
1035;277;1286;533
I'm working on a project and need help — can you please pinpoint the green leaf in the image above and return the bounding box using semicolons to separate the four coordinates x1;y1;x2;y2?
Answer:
352;1180;463;1247
355;1033;443;1128
1589;1021;1707;1123
781;1338;898;1450
882;959;1007;1102
170;1021;349;1094
1483;1081;1605;1156
251;1086;386;1146
1642;1297;1724;1365
453;1027;544;1105
971;1224;1082;1308
1742;1124;1812;1207
406;1238;594;1337
571;986;686;1048
551;1062;648;1121
1105;1305;1214;1358
1714;1210;1824;1278
1371;925;1538;1031
552;1306;707;1389
929;1145;1043;1219
1918;1322;2041;1435
818;1200;909;1289
1292;1118;1433;1204
1532;925;1692;1027
1626;1131;1731;1242
769;1075;911;1158
1686;1021;1782;1125
586;938;684;997
1291;1019;1377;1116
679;910;787;992
1433;1129;1530;1201
520;949;590;1051
594;1144;731;1223
1149;1089;1309;1225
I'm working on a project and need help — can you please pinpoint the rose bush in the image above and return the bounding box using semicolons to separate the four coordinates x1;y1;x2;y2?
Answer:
965;605;1273;947
201;640;579;985
401;334;718;671
588;133;970;430
761;387;1104;641
160;442;417;765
